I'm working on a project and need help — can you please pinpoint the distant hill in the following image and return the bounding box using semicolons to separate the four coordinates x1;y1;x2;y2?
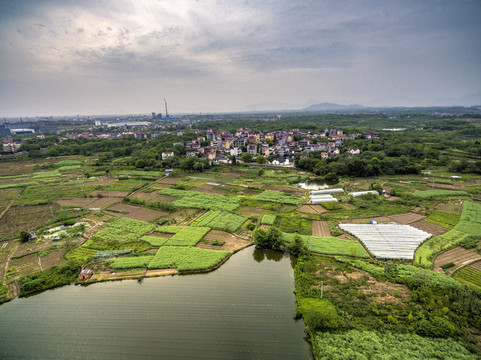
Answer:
301;102;367;112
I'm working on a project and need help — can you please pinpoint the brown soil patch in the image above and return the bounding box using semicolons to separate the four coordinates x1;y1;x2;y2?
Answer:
259;224;270;230
312;221;331;237
163;208;202;224
193;184;227;195
197;230;252;253
337;233;355;240
89;190;130;198
341;216;392;224
87;197;120;209
340;203;355;210
91;268;179;281
236;206;267;217
431;183;455;190
360;277;411;305
158;177;182;184
131;192;178;203
299;204;328;214
410;220;448;236
57;198;97;207
153;232;173;239
387;212;425;224
81;177;116;186
105;203;164;222
264;185;306;195
387;196;400;201
436;203;463;214
39;249;67;270
471;261;481;271
7;253;42;281
434;247;481;273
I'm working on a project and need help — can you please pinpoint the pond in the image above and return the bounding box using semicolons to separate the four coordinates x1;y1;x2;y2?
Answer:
0;246;312;359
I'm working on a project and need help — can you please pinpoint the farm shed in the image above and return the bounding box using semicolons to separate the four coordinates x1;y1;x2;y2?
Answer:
311;188;344;195
339;223;431;259
348;190;379;198
78;269;93;280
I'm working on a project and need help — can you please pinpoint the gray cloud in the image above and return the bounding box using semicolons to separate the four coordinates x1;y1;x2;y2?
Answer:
0;0;480;116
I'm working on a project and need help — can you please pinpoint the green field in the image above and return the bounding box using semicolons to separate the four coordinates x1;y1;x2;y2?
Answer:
453;266;481;289
415;202;481;267
191;210;247;232
250;190;304;205
158;188;240;211
140;236;169;247
148;246;229;271
261;214;277;225
94;218;156;243
164;226;210;246
411;190;470;198
109;255;155;270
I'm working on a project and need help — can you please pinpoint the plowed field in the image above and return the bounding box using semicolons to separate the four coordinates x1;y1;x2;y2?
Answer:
387;212;425;224
312;221;331;237
105;203;164;221
434;247;481;272
197;230;252;253
410;220;448;236
299;205;327;214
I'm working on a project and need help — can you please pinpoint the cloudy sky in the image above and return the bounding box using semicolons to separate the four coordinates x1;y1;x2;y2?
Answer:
0;0;480;116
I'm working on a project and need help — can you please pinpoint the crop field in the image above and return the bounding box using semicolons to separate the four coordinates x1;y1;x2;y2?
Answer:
425;211;460;228
94;218;155;243
148;246;229;271
131;192;178;203
410;220;448;236
140;236;168;247
250;190;304;205
261;214;277;225
155;225;183;233
109;255;155;269
105;203;163;222
436;202;462;214
38;249;68;270
191;210;246;232
159;188;240;211
164;226;210;246
279;216;312;235
434;247;481;272
118;170;162;178
198;230;252;252
415;202;481;267
453;266;481;289
6;254;42;281
312;221;331;237
0;204;59;241
15;185;94;205
411;190;470;198
298;204;327;214
192;183;227;195
387;212;425;224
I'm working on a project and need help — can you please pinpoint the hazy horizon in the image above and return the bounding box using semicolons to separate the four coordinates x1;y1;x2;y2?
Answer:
1;0;480;117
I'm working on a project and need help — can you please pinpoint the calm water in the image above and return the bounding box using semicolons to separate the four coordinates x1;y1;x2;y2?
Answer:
0;247;312;359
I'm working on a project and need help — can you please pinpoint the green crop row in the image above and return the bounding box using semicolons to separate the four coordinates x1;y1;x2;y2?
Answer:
261;214;277;225
283;233;369;258
155;225;184;233
94;218;155;242
191;210;247;232
159;188;240;211
140;236;168;247
453;266;481;289
148;246;229;271
411;190;469;198
250;190;304;205
164;226;211;246
119;170;162;177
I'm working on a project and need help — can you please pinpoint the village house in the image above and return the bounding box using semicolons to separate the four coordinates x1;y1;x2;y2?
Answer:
348;147;361;156
161;151;174;160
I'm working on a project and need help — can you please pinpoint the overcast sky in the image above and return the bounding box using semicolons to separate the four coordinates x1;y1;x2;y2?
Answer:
1;0;480;117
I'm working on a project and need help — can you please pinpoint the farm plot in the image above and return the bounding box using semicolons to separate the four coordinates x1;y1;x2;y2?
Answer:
158;177;182;184
140;236;169;247
198;230;252;253
414;202;481;267
283;233;369;258
131;192;178;203
105;203;163;222
339;224;432;259
109;255;155;270
57;198;97;208
159;188;240;211
0;204;59;241
88;190;130;198
261;214;277;226
148;246;229;271
410;220;448;236
264;185;306;195
434;247;481;272
164;226;210;246
312;221;331;237
193;183;227;195
190;210;246;232
387;212;425;224
38;249;68;270
341;216;392;224
250;190;304;205
6;254;42;281
298;205;327;214
411;190;469;199
94;218;155;243
453;266;481;289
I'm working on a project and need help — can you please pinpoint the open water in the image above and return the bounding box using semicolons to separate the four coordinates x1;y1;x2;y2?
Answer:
0;246;312;359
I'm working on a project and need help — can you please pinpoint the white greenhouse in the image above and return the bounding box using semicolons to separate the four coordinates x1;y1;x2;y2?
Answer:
311;188;344;195
339;223;431;259
348;190;379;198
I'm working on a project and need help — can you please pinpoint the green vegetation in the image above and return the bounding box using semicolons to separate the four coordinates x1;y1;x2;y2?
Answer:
250;190;303;205
140;236;168;247
93;249;132;259
313;330;478;360
19;261;81;296
158;188;240;211
320;202;342;210
278;216;312;235
119;170;162;177
453;267;481;289
411;190;470;199
260;214;276;225
109;255;155;270
415;202;481;267
94;218;155;243
164;226;210;246
148;246;229;271
155;225;184;234
190;210;246;232
425;211;461;228
64;247;98;263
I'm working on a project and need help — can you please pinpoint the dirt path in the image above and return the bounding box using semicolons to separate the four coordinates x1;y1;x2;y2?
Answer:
0;200;13;220
312;221;331;237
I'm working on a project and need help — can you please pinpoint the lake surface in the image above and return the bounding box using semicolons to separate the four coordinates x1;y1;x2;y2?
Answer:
0;247;312;359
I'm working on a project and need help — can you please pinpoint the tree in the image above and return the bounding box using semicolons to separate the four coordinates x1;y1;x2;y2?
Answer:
253;227;284;250
257;155;267;164
20;231;30;243
241;153;253;163
289;234;307;256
